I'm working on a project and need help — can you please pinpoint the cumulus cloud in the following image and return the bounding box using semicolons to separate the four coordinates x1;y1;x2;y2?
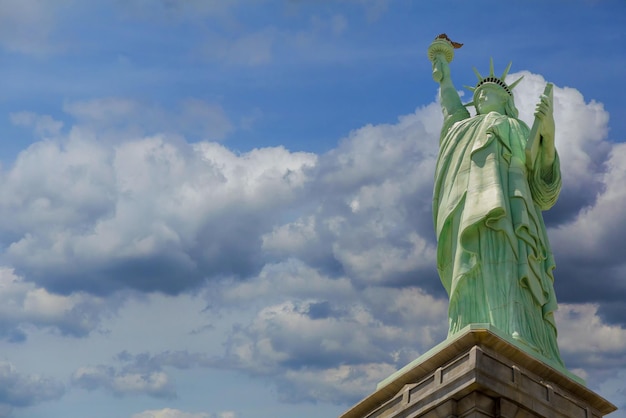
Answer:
208;259;446;404
555;303;626;395
0;120;316;295
557;303;626;369
260;102;443;289
0;267;107;340
0;361;64;414
72;360;175;399
72;365;174;399
72;350;218;400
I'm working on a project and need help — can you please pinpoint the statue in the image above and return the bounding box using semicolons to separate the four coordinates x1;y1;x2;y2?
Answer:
428;35;564;366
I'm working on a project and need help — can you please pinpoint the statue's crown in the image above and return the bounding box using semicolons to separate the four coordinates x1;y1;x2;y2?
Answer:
464;58;524;107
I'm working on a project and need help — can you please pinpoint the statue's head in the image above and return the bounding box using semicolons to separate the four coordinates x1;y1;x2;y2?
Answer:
465;59;522;118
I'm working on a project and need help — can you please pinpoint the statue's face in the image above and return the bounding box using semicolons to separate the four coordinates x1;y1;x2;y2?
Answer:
475;84;508;115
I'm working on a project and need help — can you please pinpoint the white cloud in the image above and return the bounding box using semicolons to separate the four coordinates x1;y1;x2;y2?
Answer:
217;259;353;307
281;362;396;403
71;350;222;401
0;267;106;339
0;122;316;294
72;365;175;399
221;290;445;403
215;261;447;403
555;302;626;410
557;303;626;366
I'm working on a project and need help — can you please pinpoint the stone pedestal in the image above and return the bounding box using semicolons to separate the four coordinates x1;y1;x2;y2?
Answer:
339;325;616;418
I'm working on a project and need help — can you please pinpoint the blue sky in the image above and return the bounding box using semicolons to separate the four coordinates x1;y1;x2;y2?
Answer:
0;1;625;418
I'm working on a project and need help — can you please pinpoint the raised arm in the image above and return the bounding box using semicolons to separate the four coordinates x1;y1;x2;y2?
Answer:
528;89;561;209
535;92;556;171
432;54;469;129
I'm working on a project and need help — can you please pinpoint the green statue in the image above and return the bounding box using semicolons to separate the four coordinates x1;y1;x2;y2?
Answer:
428;35;564;366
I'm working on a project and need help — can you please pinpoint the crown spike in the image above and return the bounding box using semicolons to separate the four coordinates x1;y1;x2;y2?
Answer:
489;57;495;77
501;61;512;81
472;67;483;82
508;75;524;91
463;85;476;92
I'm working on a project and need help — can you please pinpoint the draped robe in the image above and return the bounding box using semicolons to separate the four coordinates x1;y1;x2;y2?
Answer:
433;109;563;365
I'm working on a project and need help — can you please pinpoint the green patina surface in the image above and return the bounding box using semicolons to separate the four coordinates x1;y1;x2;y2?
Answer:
428;37;564;367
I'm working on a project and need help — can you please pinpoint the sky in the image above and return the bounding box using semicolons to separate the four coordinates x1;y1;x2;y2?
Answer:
0;0;624;417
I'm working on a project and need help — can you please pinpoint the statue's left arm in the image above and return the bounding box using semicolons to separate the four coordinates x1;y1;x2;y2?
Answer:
529;92;561;210
535;92;556;176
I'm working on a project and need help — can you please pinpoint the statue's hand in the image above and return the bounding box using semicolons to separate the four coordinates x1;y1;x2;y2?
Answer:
535;93;556;166
432;54;450;84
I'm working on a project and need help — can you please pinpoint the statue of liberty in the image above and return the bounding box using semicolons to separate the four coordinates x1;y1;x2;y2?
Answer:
428;35;564;366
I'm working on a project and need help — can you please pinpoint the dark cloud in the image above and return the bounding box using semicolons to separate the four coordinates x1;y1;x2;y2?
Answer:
0;362;64;412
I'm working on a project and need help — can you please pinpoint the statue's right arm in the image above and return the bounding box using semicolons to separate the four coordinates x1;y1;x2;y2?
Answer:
433;55;469;128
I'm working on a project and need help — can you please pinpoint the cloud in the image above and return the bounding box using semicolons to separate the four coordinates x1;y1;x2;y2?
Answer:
208;259;447;404
0;125;316;295
0;268;108;340
72;365;174;399
260;102;443;289
72;350;218;400
555;303;626;402
557;303;626;370
131;409;235;418
0;362;64;414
